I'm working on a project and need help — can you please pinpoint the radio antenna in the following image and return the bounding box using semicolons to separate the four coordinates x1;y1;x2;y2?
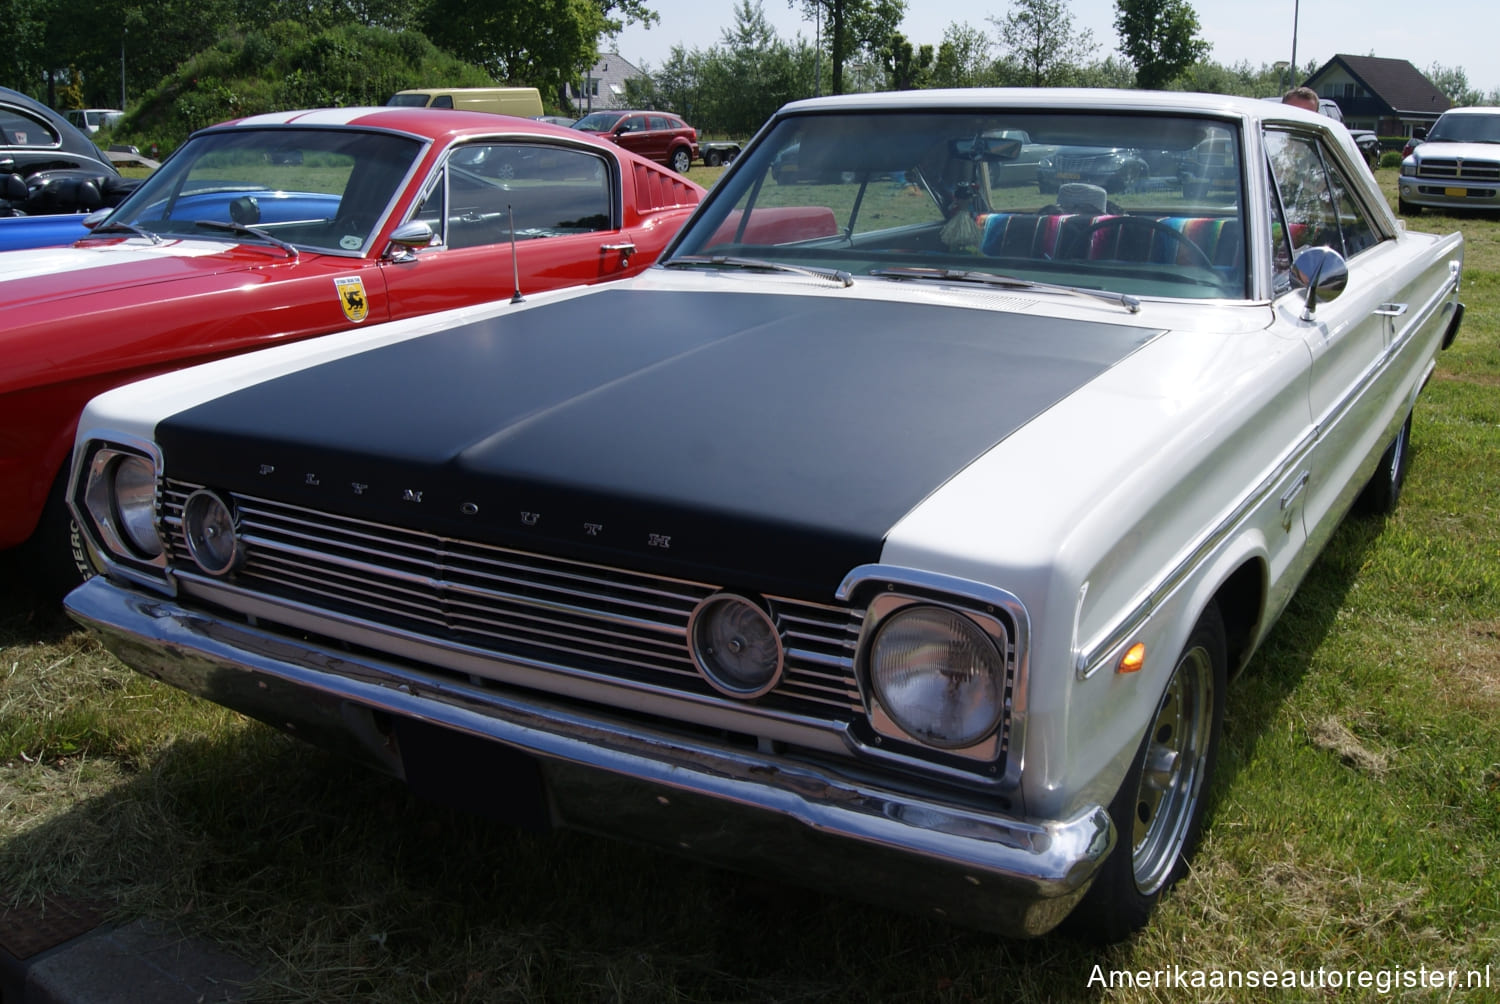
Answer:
508;204;524;303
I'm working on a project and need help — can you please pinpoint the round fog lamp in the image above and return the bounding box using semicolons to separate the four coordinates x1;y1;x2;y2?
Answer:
688;594;784;698
869;605;1004;749
182;490;243;575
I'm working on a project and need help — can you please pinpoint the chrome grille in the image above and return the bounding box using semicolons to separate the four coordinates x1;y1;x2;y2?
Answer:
1052;154;1112;173
162;482;863;720
1416;157;1500;182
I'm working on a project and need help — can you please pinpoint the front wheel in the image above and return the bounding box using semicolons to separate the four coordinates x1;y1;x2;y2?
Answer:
1066;602;1227;944
669;148;692;174
26;464;95;601
1354;410;1412;516
704;149;723;167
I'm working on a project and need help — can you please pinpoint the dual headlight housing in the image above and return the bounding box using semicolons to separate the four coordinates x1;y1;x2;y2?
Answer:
77;443;243;579
78;446;166;570
864;599;1009;754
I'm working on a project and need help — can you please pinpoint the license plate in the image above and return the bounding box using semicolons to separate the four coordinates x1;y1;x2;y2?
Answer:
1445;187;1468;197
1058;172;1081;180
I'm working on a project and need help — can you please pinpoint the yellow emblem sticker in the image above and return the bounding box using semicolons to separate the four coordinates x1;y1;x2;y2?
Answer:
335;276;369;323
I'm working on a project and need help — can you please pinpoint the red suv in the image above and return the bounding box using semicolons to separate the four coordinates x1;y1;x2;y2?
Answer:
573;110;699;173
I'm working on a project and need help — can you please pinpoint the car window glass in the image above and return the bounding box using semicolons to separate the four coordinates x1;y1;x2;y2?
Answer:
432;96;454;109
1266;163;1296;294
1265;131;1336;256
443;143;611;249
1324;155;1379;257
1264;129;1380;272
677;110;1249;300
115;127;422;253
650;117;671;131
0;107;60;148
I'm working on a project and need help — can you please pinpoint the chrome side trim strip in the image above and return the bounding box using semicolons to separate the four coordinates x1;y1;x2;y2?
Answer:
1075;426;1318;680
1075;266;1456;680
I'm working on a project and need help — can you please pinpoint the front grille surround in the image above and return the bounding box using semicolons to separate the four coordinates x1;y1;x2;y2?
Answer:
1415;157;1500;182
161;480;1018;782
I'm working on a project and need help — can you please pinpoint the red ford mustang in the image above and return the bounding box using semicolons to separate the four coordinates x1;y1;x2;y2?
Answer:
0;106;703;591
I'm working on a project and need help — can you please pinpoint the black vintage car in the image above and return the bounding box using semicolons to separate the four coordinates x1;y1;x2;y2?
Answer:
0;86;140;245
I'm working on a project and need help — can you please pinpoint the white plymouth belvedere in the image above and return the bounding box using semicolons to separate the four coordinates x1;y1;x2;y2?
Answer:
64;89;1465;941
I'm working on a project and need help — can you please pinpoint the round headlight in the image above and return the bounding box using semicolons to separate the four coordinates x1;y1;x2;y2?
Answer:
111;454;162;558
688;593;784;698
182;490;242;575
869;605;1005;749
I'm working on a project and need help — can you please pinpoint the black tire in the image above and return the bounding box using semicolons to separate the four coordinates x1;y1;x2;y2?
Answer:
24;464;94;602
704;149;723;168
669;148;692;174
1355;410;1412;516
1038;179;1058;196
1397;196;1419;216
1065;602;1227;944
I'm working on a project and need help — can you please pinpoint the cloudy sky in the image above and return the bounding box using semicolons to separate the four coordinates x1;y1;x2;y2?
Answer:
614;0;1498;96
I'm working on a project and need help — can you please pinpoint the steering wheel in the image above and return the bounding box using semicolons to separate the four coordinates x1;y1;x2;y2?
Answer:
1062;215;1217;270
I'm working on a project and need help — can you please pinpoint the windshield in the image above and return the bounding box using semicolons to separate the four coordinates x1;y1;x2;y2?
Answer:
573;112;624;132
670;110;1249;300
106;126;424;255
1427;111;1500;144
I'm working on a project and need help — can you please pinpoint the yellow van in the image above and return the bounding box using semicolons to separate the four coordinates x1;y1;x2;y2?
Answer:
386;87;544;118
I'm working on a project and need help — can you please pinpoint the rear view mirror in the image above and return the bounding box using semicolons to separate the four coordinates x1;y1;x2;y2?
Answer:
951;132;1024;162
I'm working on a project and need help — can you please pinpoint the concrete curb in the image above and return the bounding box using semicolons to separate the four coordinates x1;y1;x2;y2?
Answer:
1;917;259;1004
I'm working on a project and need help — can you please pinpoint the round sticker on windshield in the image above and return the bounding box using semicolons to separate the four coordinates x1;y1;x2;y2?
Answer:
340;235;363;250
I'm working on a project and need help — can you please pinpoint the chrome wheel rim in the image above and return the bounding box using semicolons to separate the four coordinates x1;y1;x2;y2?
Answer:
1388;420;1407;483
1131;643;1215;894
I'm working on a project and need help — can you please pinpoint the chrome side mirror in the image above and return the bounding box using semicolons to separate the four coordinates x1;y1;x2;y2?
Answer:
383;220;437;260
1292;246;1348;321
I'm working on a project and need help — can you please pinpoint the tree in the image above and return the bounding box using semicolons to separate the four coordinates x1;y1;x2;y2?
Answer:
718;2;814;131
1426;62;1484;107
420;0;604;93
1113;0;1209;89
990;0;1096;87
791;0;904;95
0;0;49;92
930;21;995;89
882;31;932;90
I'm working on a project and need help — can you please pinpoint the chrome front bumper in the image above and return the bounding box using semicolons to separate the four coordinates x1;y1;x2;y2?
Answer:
66;576;1114;937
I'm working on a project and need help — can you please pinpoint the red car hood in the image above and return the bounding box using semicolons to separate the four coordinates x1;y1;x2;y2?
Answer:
0;237;309;307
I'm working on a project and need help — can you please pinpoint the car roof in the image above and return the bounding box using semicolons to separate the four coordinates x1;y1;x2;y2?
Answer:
205;106;616;148
779;87;1315;122
1;85;120;171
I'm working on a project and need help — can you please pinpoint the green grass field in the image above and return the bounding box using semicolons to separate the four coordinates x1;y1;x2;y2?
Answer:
2;167;1496;1002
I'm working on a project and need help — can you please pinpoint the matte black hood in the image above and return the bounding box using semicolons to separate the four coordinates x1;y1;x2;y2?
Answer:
157;288;1158;595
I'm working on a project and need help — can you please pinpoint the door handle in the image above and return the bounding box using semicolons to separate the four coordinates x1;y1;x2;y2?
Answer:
601;242;636;261
1374;302;1408;317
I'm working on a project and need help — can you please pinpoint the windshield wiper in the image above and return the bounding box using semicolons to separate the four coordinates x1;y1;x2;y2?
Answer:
192;219;299;259
663;254;853;288
868;266;1141;314
78;220;161;244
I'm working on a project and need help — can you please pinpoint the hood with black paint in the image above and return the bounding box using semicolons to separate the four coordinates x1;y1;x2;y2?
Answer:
156;288;1159;595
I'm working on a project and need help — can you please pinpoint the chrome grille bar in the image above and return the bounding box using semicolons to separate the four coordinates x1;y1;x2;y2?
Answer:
164;482;863;718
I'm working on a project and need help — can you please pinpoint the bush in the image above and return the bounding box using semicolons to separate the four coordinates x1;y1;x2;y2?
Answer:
1380;151;1403;168
117;22;494;150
